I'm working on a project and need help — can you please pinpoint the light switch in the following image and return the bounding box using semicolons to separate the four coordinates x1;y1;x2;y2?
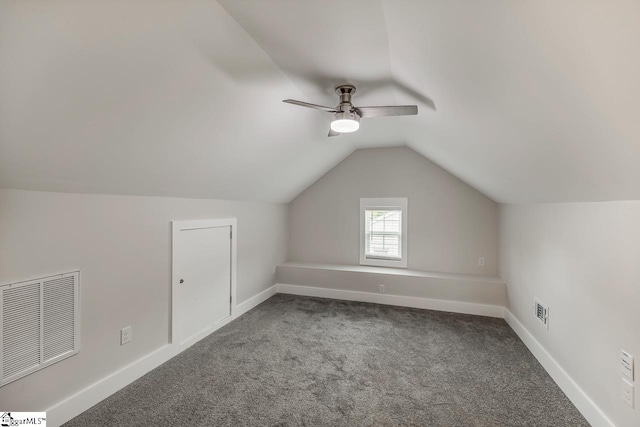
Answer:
622;350;634;381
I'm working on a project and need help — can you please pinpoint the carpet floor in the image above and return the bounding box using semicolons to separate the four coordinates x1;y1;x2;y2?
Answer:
65;294;589;426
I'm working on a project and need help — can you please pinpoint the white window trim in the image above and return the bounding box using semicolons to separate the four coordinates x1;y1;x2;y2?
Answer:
359;197;408;268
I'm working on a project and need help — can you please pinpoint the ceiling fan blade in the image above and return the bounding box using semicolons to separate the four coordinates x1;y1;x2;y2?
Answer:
328;128;341;137
283;99;337;113
355;105;418;118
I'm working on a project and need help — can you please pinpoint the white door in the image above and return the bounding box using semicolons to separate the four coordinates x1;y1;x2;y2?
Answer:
174;225;231;345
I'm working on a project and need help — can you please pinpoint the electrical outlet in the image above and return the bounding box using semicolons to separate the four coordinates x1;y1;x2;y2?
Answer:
478;257;486;266
121;326;132;345
622;378;634;408
621;350;634;381
379;284;386;293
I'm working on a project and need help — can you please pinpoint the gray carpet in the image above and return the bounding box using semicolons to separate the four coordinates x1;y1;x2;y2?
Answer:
65;294;589;426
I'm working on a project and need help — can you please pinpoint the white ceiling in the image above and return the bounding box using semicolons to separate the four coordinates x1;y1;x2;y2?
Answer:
1;1;639;203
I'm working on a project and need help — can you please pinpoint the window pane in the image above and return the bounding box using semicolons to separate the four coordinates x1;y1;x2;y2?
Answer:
364;209;402;259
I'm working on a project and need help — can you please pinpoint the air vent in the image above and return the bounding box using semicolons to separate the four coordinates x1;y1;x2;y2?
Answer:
534;298;549;329
1;272;80;387
2;283;41;380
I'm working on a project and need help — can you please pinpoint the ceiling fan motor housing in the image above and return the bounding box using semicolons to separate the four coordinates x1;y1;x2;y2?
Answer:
334;110;360;123
336;84;356;110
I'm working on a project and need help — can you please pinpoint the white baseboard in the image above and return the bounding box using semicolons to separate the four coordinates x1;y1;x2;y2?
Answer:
45;344;174;427
504;309;614;427
234;284;278;319
46;284;278;427
178;315;234;348
276;283;504;318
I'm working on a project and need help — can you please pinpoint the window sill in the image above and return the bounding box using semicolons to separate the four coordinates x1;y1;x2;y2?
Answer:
360;257;407;269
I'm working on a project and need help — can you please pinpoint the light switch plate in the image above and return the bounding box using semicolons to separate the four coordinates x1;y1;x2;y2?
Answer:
622;350;634;381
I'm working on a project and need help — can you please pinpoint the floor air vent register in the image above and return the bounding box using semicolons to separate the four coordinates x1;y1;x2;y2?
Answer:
1;271;80;386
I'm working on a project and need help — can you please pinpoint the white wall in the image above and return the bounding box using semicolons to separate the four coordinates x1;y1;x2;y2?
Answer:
500;201;640;427
288;146;498;276
0;189;288;411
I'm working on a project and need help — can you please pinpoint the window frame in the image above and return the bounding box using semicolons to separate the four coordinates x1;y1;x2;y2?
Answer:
359;197;408;268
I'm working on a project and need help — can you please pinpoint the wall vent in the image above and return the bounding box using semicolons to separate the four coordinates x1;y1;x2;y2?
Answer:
534;298;549;329
1;271;80;387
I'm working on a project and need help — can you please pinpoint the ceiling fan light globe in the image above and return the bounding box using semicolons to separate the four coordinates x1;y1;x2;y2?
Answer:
331;119;359;133
331;111;360;133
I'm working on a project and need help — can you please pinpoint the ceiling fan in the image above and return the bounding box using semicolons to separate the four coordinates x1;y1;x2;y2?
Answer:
283;85;418;137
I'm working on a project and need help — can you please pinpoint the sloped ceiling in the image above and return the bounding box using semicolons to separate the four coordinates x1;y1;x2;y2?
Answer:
1;1;639;203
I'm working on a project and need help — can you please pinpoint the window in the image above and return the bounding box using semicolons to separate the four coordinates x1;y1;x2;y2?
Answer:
360;198;408;268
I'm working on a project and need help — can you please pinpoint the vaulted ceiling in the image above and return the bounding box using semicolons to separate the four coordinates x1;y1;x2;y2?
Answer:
1;1;639;203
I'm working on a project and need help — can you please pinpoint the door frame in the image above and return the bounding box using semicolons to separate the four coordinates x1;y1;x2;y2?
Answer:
171;218;237;347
